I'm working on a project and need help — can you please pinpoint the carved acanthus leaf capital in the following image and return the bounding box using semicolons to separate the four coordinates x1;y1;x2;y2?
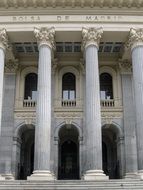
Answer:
34;27;55;49
126;28;143;50
118;59;132;74
0;28;9;50
82;27;103;49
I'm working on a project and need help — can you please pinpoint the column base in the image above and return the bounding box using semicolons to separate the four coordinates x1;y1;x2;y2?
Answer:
83;170;109;181
4;174;14;180
27;170;56;181
137;170;143;180
125;172;139;179
0;175;5;180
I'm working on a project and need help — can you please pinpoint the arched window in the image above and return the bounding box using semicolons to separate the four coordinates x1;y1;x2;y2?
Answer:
62;73;76;100
100;73;113;99
24;73;37;100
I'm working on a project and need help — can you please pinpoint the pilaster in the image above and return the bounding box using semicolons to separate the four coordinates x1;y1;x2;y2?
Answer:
119;59;138;179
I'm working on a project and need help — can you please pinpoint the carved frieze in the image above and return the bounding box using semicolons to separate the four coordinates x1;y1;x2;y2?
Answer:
34;27;55;49
1;0;143;9
82;27;103;49
118;59;132;74
5;59;18;73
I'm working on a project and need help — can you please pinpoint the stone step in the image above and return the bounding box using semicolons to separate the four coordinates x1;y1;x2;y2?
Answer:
0;180;143;190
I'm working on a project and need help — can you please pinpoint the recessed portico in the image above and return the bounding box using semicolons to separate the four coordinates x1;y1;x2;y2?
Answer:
0;1;142;184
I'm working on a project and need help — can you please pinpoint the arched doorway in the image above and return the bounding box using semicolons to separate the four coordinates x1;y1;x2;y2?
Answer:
58;125;79;180
102;125;120;179
18;127;35;179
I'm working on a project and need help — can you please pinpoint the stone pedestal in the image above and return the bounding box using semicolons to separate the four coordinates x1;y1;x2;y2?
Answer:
82;27;108;181
28;27;55;181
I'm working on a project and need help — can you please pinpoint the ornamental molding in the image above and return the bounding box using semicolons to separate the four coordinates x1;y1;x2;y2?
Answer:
52;58;58;75
82;27;103;49
126;28;143;50
118;59;132;74
15;111;36;119
0;28;9;50
79;59;85;75
5;59;19;73
34;27;55;49
55;112;83;118
101;111;123;118
1;0;143;9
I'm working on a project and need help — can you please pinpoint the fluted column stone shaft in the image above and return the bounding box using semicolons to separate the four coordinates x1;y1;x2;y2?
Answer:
0;28;8;180
82;28;108;180
35;44;52;170
85;45;102;170
28;27;55;180
0;29;8;136
127;28;143;177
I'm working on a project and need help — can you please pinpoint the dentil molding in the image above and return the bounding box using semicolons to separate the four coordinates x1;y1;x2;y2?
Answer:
0;0;143;9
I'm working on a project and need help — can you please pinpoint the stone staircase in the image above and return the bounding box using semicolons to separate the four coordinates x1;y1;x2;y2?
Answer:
0;180;143;190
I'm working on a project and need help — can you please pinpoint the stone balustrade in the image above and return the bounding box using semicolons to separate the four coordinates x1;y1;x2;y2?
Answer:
22;99;116;108
23;100;36;108
101;99;115;107
62;99;76;107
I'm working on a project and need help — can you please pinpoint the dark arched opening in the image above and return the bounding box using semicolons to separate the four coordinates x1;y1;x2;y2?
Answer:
62;73;76;100
58;125;79;180
24;73;37;100
102;125;120;179
18;127;35;180
100;73;113;99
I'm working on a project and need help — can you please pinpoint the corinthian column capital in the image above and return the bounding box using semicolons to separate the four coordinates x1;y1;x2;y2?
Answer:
126;28;143;50
82;27;103;49
0;28;9;51
34;27;55;49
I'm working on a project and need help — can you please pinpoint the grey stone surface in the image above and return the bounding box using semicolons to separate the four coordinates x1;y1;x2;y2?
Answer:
84;44;104;178
30;43;54;180
132;45;143;172
0;74;16;178
121;74;138;176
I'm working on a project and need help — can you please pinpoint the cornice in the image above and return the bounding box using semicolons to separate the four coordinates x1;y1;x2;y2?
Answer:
0;0;143;10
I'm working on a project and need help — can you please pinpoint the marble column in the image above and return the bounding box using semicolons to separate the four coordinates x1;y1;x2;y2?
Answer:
127;28;143;179
28;27;55;180
0;28;9;180
119;60;138;178
82;27;108;180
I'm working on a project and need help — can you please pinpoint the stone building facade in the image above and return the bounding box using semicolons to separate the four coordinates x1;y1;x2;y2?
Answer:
0;0;142;181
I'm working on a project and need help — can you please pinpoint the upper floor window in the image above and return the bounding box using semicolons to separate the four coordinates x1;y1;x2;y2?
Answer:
100;73;113;99
62;73;76;100
24;73;37;100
